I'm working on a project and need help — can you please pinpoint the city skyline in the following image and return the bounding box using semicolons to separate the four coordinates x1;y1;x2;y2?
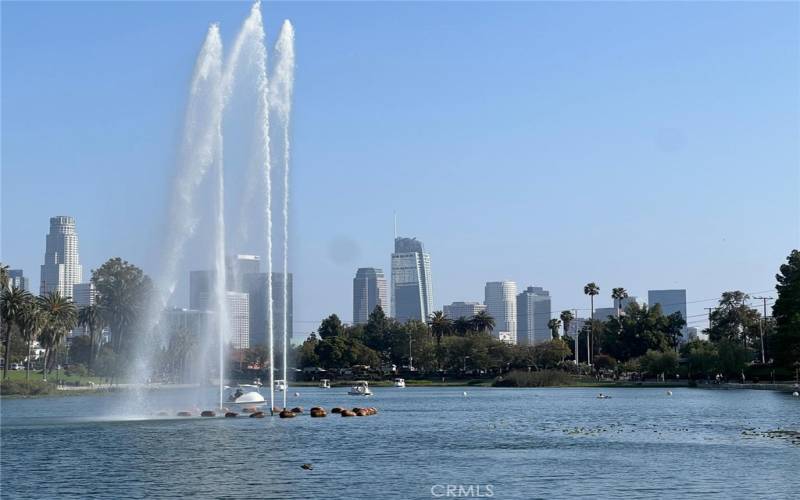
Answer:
2;2;797;340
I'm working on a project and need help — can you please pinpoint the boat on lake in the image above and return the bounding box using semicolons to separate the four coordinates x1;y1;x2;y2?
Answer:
225;385;266;406
348;381;373;396
319;379;331;389
393;378;406;388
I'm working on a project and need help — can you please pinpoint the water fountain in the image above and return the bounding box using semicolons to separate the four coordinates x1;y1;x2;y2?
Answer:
131;1;294;414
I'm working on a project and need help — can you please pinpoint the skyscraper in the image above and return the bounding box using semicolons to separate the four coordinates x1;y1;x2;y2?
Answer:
648;289;688;341
442;301;486;320
227;291;250;349
8;270;29;291
241;272;293;349
226;254;261;292
648;289;687;321
391;237;433;322
353;267;388;324
517;286;551;345
485;281;517;344
189;270;214;311
40;216;82;297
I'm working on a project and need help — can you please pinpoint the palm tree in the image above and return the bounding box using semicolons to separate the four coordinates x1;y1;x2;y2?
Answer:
583;282;600;365
560;310;576;363
37;292;77;381
611;287;629;318
428;311;452;369
547;318;562;340
470;311;495;335
453;316;472;336
1;286;32;379
17;299;46;382
78;303;104;372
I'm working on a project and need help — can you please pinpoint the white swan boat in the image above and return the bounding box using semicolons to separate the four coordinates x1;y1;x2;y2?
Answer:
393;378;406;388
274;379;286;392
347;381;373;396
225;385;266;407
319;379;331;389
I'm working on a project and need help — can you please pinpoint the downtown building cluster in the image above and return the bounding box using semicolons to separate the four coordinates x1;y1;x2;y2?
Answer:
352;235;693;345
10;216;293;350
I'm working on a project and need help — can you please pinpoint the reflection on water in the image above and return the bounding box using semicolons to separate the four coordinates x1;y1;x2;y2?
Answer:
2;387;799;499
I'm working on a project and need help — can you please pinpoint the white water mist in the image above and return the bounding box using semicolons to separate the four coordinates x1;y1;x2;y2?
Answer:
271;20;295;409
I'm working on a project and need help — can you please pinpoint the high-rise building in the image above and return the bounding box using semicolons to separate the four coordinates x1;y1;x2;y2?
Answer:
241;272;293;350
40;216;82;298
443;301;486;320
648;289;687;320
226;254;261;292
353;268;388;324
72;283;97;307
391;237;433;323
8;270;29;291
227;291;250;349
565;317;589;337
189;270;215;311
614;295;638;311
517;286;551;345
593;307;616;321
648;289;688;341
485;281;517;344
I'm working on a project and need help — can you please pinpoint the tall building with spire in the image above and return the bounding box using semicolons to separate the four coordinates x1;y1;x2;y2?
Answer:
353;267;388;324
391;237;433;323
40;216;82;298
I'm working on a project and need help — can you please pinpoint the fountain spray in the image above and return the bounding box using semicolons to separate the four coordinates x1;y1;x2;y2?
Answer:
271;19;295;410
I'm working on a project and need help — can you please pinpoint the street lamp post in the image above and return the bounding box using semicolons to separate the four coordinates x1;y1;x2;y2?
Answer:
463;356;470;373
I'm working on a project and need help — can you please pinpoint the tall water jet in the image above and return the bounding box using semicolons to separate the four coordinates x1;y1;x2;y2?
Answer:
132;23;225;413
222;1;274;411
271;20;295;410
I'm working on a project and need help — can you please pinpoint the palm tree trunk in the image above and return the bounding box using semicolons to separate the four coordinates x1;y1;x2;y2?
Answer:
88;326;96;373
42;348;49;381
3;323;12;380
26;340;32;383
588;296;594;365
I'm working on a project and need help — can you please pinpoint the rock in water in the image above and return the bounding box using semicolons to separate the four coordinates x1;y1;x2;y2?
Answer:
279;410;296;418
201;410;216;417
249;411;266;418
224;412;238;418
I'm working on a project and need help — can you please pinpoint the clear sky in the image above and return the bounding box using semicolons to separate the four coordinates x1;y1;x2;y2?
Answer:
2;1;799;342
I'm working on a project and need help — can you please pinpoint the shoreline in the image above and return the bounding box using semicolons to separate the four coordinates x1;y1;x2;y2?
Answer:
3;379;798;398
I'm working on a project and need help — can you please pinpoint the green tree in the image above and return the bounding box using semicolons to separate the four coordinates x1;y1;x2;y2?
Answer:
92;258;152;355
453;316;473;336
17;299;46;381
470;311;495;335
317;314;344;340
532;339;572;369
773;249;800;370
639;349;678;378
37;292;78;380
547;318;562;339
428;311;452;368
682;339;718;379
584;282;600;363
560;310;576;362
78;304;105;372
1;286;32;379
0;264;10;291
717;339;747;378
706;291;760;346
297;335;320;368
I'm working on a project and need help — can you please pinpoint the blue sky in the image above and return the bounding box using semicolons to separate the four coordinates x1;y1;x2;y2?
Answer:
2;1;798;341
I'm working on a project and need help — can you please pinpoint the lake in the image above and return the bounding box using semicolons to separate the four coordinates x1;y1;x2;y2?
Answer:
2;387;799;499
